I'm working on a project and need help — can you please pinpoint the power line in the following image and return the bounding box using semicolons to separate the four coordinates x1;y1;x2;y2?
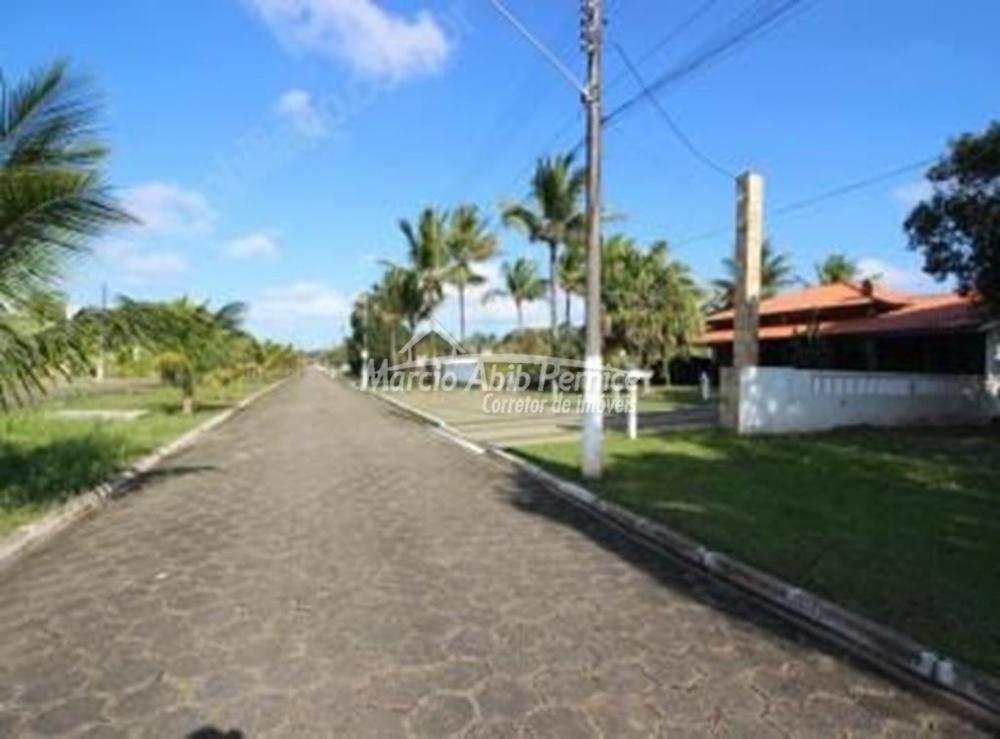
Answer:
673;156;937;246
501;0;813;201
604;0;814;128
606;0;720;90
611;40;736;180
501;0;715;198
464;3;593;202
771;157;936;216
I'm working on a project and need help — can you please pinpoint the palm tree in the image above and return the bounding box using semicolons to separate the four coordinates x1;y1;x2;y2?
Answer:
603;237;703;370
443;205;497;342
502;153;585;345
815;252;859;285
136;297;247;413
557;232;586;327
711;239;797;310
484;258;547;332
399;207;449;319
373;265;424;360
0;60;133;405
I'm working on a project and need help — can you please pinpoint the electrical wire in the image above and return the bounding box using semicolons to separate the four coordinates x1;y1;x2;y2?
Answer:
606;0;719;90
502;0;716;198
673;156;938;246
611;40;736;180
604;0;814;128
771;157;936;216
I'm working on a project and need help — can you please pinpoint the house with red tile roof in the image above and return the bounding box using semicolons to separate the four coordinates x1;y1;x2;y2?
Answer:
700;281;993;374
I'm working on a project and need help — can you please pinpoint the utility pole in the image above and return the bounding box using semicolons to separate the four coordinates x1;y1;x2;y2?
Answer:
581;0;604;479
488;0;604;477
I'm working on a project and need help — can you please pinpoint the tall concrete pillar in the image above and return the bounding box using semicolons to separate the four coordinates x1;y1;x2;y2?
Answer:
734;172;763;369
723;172;764;432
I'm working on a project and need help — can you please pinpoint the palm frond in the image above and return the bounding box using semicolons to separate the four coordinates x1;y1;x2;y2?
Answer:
1;59;106;170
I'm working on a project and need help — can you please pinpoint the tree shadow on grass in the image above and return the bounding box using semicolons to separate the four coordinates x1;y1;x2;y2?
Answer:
0;436;126;510
501;428;1000;683
0;434;217;513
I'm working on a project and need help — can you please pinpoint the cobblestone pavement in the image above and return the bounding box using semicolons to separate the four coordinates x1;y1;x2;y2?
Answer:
0;371;985;737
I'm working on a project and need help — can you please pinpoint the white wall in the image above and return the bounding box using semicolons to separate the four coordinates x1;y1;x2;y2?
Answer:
987;327;1000;405
724;366;995;434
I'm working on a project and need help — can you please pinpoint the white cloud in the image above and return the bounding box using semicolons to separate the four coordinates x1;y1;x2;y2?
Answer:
248;0;452;80
122;182;216;235
891;179;933;210
225;232;280;259
857;256;943;293
96;240;189;284
251;281;350;322
276;88;328;137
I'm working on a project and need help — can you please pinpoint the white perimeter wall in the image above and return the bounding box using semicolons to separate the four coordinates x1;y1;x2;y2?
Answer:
988;327;1000;399
722;365;997;434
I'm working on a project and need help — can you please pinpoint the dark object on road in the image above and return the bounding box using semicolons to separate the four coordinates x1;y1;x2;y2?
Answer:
188;728;243;739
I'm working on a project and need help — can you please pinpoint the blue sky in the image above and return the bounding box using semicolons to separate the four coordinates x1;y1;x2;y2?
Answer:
3;0;999;348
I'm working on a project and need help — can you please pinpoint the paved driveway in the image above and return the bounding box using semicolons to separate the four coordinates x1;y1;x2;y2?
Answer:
0;371;983;736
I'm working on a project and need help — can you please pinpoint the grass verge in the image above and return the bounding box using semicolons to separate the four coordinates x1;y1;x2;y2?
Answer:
517;427;1000;675
0;379;271;535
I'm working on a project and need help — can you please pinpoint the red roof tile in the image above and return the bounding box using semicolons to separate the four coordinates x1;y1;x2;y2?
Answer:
825;294;986;336
707;282;912;323
698;291;986;346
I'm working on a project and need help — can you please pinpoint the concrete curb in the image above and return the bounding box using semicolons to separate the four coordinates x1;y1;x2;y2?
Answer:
355;384;1000;729
0;375;292;577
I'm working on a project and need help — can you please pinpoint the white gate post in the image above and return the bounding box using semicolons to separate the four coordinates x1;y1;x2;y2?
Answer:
628;379;638;440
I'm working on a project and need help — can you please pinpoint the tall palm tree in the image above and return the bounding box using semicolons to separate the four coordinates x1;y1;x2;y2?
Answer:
373;265;424;360
0;60;133;405
557;232;586;327
399;207;449;318
443;205;497;342
815;252;859;285
603;237;703;369
711;239;797;310
502;153;585;345
484;258;547;332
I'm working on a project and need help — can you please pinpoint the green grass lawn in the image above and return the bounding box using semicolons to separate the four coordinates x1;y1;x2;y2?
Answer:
635;385;706;412
0;379;270;536
518;427;1000;674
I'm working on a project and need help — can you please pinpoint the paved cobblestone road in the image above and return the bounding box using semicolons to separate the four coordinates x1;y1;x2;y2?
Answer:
0;371;985;737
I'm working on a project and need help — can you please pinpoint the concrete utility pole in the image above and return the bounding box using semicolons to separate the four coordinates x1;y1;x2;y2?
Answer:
488;0;604;477
581;0;604;479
